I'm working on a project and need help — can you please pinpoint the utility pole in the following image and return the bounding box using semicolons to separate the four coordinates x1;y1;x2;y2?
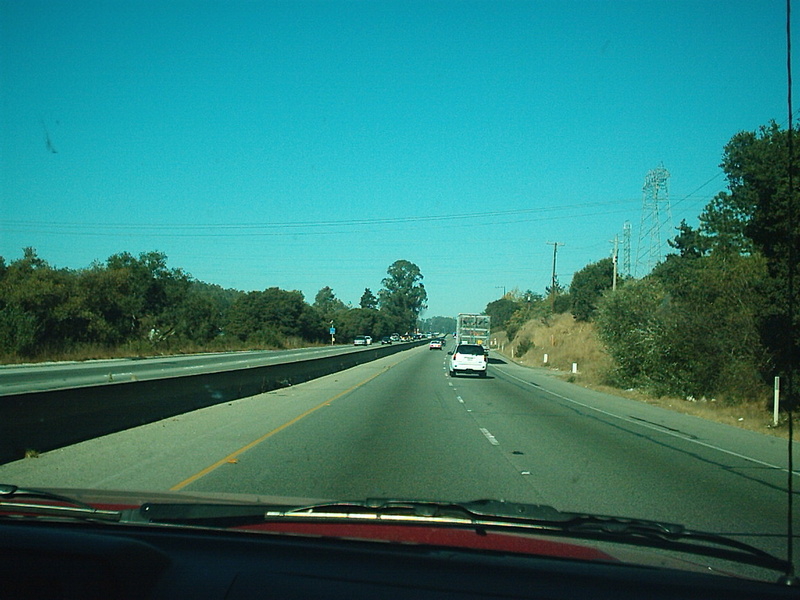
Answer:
546;242;563;310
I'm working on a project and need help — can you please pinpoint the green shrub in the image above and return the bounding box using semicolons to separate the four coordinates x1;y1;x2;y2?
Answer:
515;337;533;357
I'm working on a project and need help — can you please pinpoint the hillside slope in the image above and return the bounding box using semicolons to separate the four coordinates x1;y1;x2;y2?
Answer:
491;313;787;439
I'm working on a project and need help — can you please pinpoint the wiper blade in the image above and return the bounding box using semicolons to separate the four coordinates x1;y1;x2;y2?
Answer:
0;483;96;509
0;483;122;523
139;497;791;574
138;497;554;525
303;499;793;574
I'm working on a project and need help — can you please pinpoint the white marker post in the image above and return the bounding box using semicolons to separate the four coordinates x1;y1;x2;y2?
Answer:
774;376;781;426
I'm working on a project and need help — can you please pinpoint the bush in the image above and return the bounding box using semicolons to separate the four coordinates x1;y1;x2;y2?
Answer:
595;253;769;403
515;337;534;357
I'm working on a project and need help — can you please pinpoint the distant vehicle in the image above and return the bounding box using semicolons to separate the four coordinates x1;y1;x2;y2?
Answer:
429;339;443;350
448;343;488;377
390;333;400;342
380;336;392;345
365;335;373;345
353;335;368;346
456;313;491;347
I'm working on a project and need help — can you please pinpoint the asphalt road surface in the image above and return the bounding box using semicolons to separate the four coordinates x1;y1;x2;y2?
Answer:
1;344;797;575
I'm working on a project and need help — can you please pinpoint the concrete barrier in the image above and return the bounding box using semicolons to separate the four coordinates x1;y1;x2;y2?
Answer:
0;341;425;464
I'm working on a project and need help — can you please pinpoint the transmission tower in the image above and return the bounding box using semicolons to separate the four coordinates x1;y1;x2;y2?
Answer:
622;221;631;278
635;165;672;276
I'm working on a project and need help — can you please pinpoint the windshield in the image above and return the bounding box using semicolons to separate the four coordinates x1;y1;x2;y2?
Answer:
455;345;484;356
1;0;799;584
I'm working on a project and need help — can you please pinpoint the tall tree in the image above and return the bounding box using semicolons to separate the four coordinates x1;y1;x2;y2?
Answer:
0;249;85;355
668;219;711;259
227;287;323;346
699;121;800;383
360;288;378;310
313;286;346;319
484;297;520;331
378;260;427;333
570;258;615;322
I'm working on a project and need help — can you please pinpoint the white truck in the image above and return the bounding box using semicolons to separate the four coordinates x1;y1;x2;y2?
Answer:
455;313;491;347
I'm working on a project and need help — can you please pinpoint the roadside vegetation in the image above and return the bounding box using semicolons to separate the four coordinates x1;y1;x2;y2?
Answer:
486;121;799;433
3;120;797;435
492;314;785;437
0;252;429;363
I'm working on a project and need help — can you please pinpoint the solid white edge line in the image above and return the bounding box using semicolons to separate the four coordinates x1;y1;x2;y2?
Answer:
498;368;800;476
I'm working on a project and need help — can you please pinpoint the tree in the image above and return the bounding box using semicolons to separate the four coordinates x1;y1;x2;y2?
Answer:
595;253;769;401
360;288;378;310
698;121;800;385
313;286;347;320
0;249;93;355
378;260;427;332
419;316;456;334
226;288;323;347
102;250;191;338
484;297;520;331
668;219;711;259
595;277;670;390
172;292;222;344
336;308;391;341
570;258;615;322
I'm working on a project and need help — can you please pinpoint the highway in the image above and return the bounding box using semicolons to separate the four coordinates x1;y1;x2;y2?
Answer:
1;343;797;573
0;344;386;395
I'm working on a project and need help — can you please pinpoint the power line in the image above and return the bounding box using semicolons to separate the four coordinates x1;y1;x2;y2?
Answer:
1;198;645;236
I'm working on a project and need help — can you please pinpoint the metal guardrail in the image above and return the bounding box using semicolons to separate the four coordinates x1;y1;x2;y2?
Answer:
0;340;426;464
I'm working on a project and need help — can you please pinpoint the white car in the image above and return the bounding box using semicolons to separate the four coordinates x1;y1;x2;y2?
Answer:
448;343;488;377
353;335;368;346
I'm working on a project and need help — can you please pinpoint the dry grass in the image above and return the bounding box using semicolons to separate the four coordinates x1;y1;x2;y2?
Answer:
0;337;328;365
494;313;613;379
493;314;793;440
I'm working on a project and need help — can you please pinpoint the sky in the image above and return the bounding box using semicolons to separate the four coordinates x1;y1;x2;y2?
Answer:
1;0;797;318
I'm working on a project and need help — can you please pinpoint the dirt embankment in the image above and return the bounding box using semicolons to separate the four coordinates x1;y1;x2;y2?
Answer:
491;313;612;380
491;313;790;439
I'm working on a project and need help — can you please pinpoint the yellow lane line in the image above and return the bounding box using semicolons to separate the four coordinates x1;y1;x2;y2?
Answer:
169;366;389;491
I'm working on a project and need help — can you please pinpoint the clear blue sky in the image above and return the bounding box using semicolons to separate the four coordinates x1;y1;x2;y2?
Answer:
1;0;795;318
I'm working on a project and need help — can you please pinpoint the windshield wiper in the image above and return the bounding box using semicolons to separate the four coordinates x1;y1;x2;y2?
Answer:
0;483;122;523
139;497;791;575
